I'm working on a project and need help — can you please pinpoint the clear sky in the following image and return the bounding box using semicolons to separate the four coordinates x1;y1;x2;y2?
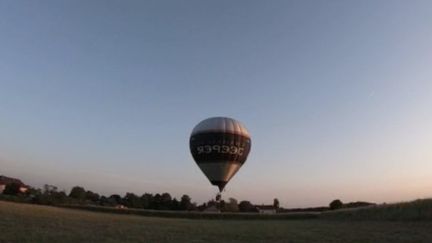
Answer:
1;1;431;207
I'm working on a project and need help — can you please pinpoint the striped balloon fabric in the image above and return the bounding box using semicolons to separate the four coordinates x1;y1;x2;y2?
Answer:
189;117;251;192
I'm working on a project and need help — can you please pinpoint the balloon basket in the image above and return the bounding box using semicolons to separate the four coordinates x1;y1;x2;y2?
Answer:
215;192;221;203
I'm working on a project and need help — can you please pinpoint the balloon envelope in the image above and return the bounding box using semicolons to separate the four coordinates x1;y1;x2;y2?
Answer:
189;117;251;192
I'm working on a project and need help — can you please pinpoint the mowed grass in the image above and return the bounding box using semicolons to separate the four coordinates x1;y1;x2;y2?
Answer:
322;199;432;221
2;201;432;243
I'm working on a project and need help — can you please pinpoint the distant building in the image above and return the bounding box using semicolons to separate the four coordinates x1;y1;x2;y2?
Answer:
0;175;29;194
255;205;277;214
115;204;128;209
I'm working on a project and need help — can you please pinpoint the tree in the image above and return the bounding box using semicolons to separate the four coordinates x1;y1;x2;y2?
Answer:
160;193;172;210
51;191;68;204
273;198;280;209
33;185;68;205
44;184;58;193
219;200;226;211
108;194;122;205
329;199;343;210
85;190;100;202
189;202;197;211
224;198;239;212
171;198;180;210
152;193;162;209
3;183;21;195
69;186;86;200
141;193;153;209
99;196;110;206
238;200;256;212
26;187;42;198
123;192;141;208
180;194;192;211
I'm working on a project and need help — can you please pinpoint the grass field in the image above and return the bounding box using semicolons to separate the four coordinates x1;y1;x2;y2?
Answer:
2;201;432;243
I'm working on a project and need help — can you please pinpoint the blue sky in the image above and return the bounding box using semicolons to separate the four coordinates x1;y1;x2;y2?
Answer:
1;1;431;207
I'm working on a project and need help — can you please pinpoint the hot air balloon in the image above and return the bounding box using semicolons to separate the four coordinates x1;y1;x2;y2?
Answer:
189;117;251;192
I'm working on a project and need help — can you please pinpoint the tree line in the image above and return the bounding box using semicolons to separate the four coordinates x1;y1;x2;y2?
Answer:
1;182;374;212
0;183;264;212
